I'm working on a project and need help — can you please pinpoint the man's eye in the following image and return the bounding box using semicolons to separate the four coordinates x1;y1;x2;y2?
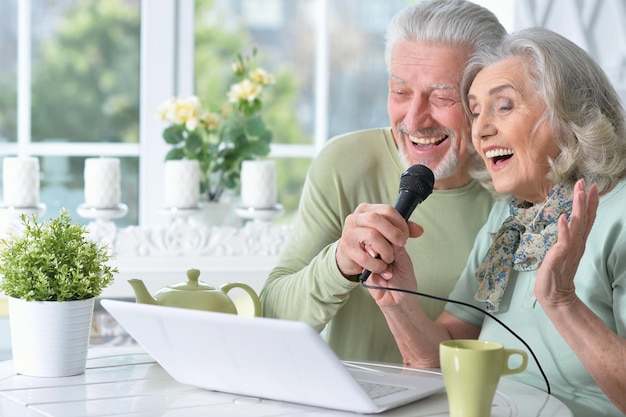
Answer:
390;90;410;101
433;96;456;106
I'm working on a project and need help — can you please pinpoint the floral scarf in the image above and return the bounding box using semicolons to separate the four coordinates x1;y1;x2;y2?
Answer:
474;183;574;312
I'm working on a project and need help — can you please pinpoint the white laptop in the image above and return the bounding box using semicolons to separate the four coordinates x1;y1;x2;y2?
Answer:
100;299;445;414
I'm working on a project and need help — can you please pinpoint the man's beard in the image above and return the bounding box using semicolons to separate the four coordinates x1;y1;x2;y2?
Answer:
397;132;459;182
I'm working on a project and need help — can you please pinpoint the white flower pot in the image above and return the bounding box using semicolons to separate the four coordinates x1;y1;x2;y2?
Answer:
8;297;95;377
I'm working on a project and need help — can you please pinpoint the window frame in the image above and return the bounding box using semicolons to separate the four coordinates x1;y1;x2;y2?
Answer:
8;0;330;227
141;0;325;226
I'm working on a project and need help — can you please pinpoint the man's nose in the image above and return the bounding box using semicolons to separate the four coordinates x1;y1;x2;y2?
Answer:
404;96;433;130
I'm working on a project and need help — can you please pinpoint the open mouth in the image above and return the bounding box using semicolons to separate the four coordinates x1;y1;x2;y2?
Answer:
409;135;447;149
485;148;514;165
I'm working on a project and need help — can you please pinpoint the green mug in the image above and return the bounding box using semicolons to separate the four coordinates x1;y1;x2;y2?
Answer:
440;340;528;417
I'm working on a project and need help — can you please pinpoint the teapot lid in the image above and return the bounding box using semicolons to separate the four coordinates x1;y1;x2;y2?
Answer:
168;269;216;291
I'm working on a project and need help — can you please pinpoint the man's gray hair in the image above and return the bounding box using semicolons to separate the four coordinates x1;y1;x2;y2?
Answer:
384;0;506;73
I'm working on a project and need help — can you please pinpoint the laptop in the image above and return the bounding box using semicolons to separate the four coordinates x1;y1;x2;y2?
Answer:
100;299;445;414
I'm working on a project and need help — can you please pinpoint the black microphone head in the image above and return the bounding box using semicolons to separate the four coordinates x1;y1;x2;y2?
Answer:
399;164;435;201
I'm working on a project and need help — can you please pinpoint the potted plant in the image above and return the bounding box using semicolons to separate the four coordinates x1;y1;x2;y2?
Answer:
0;209;118;377
156;47;275;204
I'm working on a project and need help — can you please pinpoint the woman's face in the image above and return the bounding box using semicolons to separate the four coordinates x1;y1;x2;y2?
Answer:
467;57;560;203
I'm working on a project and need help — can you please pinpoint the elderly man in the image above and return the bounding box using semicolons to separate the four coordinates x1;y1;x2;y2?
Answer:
261;0;505;363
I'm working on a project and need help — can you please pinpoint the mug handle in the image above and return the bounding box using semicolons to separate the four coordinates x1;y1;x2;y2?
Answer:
220;282;262;317
502;349;528;375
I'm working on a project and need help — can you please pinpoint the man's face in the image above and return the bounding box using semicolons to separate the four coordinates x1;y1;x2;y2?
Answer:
387;40;472;190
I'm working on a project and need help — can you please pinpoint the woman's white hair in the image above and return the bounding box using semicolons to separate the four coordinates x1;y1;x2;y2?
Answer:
462;27;626;196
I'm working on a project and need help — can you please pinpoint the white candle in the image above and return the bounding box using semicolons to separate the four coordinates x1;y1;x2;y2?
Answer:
240;160;277;209
2;156;40;208
84;158;121;208
164;159;200;208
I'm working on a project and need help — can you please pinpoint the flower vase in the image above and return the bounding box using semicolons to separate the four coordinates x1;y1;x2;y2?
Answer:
8;297;95;377
190;195;239;228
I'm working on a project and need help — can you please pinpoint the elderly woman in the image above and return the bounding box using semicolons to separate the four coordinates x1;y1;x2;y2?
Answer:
365;27;626;417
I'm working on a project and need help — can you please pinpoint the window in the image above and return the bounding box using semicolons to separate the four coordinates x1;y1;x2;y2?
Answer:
188;0;414;225
1;0;515;229
0;0;141;227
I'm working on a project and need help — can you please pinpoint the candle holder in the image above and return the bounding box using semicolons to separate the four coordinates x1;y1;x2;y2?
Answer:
0;203;46;230
0;203;47;237
235;203;284;222
158;205;201;221
0;203;47;218
77;203;129;222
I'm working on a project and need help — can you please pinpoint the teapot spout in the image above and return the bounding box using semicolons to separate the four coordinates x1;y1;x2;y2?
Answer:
128;279;159;305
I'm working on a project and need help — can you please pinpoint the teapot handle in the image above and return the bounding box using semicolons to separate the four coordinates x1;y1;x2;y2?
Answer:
219;282;262;317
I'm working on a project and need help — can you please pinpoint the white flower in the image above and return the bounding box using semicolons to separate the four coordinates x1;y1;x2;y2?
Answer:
250;68;275;86
157;96;202;130
227;79;263;103
156;97;176;121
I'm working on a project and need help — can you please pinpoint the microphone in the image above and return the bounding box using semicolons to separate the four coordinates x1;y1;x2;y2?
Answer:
359;164;435;282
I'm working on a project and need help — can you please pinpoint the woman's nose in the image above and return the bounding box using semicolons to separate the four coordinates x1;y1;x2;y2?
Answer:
472;112;496;141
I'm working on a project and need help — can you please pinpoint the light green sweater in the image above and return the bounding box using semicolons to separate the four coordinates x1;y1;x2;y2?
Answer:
261;128;494;363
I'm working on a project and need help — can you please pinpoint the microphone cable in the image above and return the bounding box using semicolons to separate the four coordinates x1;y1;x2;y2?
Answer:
360;280;551;395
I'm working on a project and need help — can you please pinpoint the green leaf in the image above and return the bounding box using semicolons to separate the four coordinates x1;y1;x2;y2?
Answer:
163;125;186;145
165;148;185;160
222;170;239;189
185;131;204;155
259;130;272;144
245;115;265;136
248;139;271;156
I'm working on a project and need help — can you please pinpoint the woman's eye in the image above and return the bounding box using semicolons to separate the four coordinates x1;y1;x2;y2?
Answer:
494;99;513;113
469;104;481;119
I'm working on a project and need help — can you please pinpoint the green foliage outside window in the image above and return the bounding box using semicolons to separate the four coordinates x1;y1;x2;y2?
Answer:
31;1;141;144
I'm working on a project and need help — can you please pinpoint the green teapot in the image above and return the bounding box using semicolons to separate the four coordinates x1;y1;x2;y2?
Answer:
128;268;261;316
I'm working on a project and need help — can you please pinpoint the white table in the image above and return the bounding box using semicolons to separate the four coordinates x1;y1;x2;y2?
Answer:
0;347;572;417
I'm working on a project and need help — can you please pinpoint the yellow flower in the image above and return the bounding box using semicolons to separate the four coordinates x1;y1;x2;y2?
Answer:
156;96;202;130
227;79;263;103
172;96;201;130
250;68;275;86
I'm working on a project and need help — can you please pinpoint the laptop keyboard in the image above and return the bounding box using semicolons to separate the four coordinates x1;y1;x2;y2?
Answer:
358;381;410;399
